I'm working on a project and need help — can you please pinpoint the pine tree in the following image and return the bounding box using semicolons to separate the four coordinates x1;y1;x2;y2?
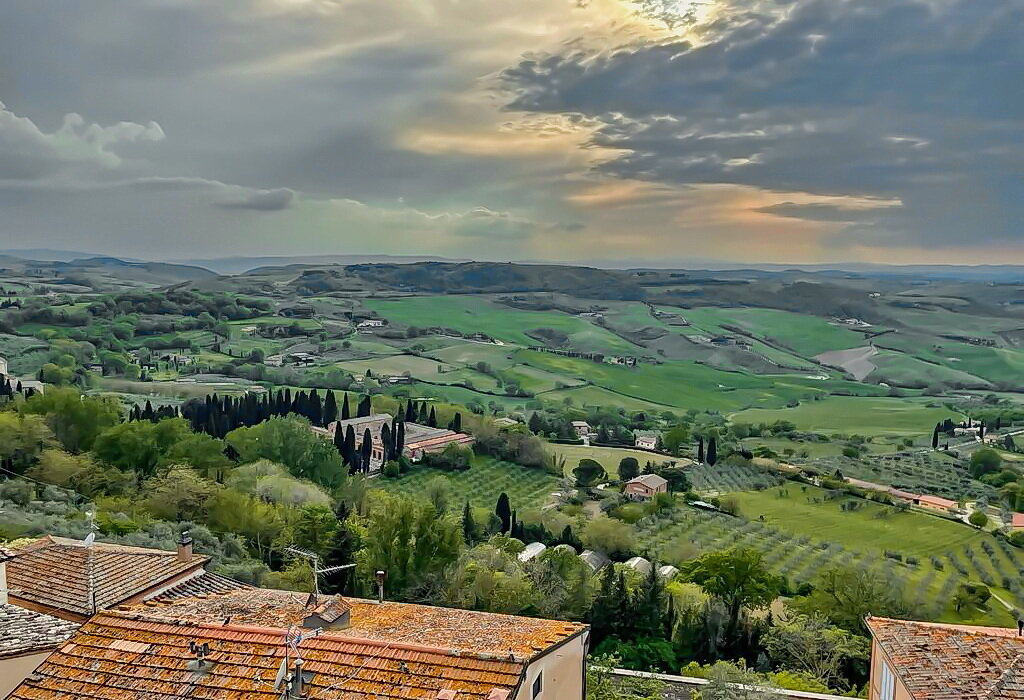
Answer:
449;412;462;432
707;436;718;466
932;423;940;449
495;492;512;534
418;402;429;424
462;501;476;545
697;436;705;463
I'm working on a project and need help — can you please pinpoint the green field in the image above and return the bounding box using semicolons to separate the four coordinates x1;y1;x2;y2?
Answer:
678;307;867;355
377;457;560;508
730;396;964;436
363;296;639;355
546;443;673;479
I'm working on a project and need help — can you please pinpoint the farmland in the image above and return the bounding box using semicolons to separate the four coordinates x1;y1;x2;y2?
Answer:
374;457;561;508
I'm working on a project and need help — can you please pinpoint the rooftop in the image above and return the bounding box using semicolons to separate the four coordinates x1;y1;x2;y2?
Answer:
135;588;586;659
626;474;668;489
5;536;207;617
8;610;527;700
867;616;1024;700
0;603;79;659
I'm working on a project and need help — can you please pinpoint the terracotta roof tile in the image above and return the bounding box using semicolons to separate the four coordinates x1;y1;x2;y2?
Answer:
867;616;1024;700
7;610;529;699
0;603;80;658
6;536;208;616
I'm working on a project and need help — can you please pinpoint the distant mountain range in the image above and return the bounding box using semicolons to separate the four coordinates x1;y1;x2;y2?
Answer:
3;249;1024;282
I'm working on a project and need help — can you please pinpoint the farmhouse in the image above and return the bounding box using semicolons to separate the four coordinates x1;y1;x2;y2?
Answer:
285;351;317;365
634;430;660;451
357;318;386;330
571;420;592;438
623;473;669;500
865;616;1024;700
0;356;7;375
325;413;475;472
7;588;590;700
953;426;981;438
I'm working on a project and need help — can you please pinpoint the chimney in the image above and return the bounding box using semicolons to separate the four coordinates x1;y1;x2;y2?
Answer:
375;570;387;604
0;548;11;605
176;530;194;563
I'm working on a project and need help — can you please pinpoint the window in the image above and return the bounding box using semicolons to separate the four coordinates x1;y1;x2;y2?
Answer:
879;660;895;700
531;671;543;699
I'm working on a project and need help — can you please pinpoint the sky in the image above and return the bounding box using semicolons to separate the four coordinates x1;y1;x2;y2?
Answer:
0;0;1020;265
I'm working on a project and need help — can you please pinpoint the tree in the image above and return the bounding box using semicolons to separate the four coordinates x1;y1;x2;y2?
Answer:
762;614;869;690
495;492;512;533
358;493;462;599
683;548;780;640
697;436;705;463
93;418;193;476
357;395;371;418
968;510;989;528
161;433;230;480
573;458;607;487
428;406;438;428
586;654;664;700
931;423;940;449
707;436;718;466
462;501;477;544
581;516;636;558
970;448;1002;478
794;566;915;633
528;545;595;620
341;393;351;421
443;542;537;614
953;581;991;613
142;465;220;521
662;425;690;456
618;457;640;482
323;391;339;426
19;387;121;453
226;416;346;488
287;504;339;558
0;412;54;469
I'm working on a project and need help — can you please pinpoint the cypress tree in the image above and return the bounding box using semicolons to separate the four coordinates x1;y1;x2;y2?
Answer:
357;395;372;418
341;393;351;421
707;436;718;466
333;424;346;456
495;492;512;533
396;422;405;458
697;436;705;463
345;425;356;460
405;401;416;422
323;391;338;426
361;428;373;470
462;501;476;545
428;406;437;428
932;423;940;449
309;390;323;426
418;401;429;424
380;423;392;462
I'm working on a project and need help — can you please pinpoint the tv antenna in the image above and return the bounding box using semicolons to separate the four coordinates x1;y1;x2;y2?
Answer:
283;545;355;600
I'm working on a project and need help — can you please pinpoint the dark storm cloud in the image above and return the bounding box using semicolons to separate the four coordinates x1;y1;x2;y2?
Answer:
503;0;1024;249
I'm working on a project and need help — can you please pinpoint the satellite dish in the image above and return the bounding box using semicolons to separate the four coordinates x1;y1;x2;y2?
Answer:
273;657;288;691
84;532;96;547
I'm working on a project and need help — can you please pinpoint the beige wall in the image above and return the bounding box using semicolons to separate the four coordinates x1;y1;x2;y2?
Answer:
515;633;588;700
868;639;914;700
0;651;52;698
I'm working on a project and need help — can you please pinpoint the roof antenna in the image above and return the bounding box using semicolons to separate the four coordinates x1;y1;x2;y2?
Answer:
284;545;355;604
84;507;99;615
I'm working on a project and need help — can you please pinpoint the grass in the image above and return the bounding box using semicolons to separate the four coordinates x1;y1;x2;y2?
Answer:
376;456;561;508
730;396;965;436
363;296;639;355
678;307;867;356
546;443;672;479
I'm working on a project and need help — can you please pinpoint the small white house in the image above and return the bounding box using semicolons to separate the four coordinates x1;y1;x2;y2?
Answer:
625;556;652;576
571;421;592;438
634;431;659;451
357;319;385;330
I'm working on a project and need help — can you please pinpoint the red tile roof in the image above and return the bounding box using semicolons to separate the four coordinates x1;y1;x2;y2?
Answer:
5;536;207;617
867;616;1024;700
135;588;586;659
7;610;528;699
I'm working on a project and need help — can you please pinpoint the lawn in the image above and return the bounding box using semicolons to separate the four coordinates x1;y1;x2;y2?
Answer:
546;443;673;479
730;396;964;436
363;296;639;355
376;457;561;508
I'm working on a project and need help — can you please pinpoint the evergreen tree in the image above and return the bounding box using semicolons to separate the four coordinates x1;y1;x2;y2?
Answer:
495;492;512;534
405;401;416;422
631;562;664;638
380;423;392;462
590;567;617;643
309;390;323;426
932;423;940;449
528;412;543;434
449;412;462;432
333;425;346;459
361;428;373;471
996;416;1002;431
418;402;429;424
428;406;437;428
396;422;405;458
341;393;351;421
345;425;356;461
357;395;372;418
697;436;705;463
707;436;718;466
462;501;476;545
323;391;338;426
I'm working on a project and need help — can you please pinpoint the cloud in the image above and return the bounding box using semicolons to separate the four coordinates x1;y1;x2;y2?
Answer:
503;0;1024;251
0;101;164;181
216;187;296;211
